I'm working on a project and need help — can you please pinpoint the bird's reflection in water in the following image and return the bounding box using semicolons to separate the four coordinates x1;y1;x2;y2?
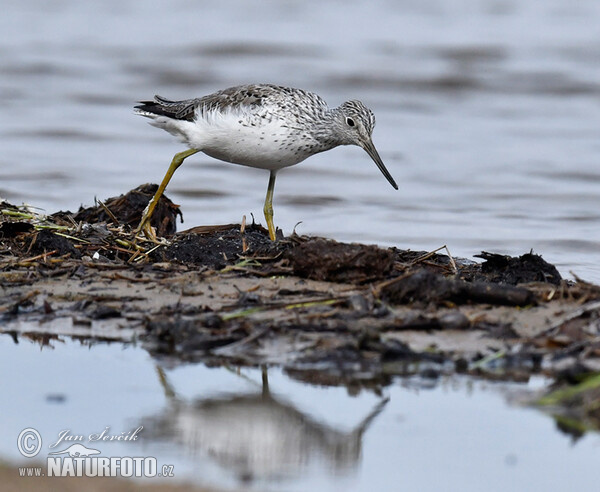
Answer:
145;365;389;483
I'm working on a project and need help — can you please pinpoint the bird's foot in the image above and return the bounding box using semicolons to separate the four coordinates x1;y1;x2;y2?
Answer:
133;220;167;245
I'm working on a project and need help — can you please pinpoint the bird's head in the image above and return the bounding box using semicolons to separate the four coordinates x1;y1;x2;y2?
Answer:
335;100;398;190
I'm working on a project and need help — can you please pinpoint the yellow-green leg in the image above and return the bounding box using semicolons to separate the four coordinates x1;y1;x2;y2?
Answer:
136;148;199;240
263;170;277;241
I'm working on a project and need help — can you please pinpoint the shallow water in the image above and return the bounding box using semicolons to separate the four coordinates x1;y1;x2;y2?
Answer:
1;0;599;281
2;3;600;489
2;336;600;492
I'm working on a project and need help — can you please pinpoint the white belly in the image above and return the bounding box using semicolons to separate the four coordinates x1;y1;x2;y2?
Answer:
171;108;315;171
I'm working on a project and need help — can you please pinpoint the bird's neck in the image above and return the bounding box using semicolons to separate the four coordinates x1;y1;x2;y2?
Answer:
310;107;345;149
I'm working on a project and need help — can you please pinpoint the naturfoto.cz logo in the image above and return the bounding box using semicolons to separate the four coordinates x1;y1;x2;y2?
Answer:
17;426;175;479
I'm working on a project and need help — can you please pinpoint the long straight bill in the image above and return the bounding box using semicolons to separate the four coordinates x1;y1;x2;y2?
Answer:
361;139;398;190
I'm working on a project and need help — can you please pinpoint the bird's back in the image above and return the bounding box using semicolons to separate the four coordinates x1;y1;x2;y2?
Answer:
136;84;328;123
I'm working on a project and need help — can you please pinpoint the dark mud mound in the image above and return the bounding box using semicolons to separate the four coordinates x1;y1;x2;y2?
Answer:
475;251;562;285
30;229;81;258
0;221;34;237
380;269;536;307
54;183;182;237
153;225;284;270
151;228;397;282
285;238;395;283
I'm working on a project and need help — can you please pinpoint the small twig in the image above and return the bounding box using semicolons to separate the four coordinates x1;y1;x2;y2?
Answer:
444;245;458;274
115;238;134;248
570;271;600;290
411;245;446;265
82;261;130;270
283;298;339;310
220;295;343;313
240;251;284;261
371;270;413;298
101;272;152;283
16;250;58;265
222;306;264;321
1;209;35;219
107;244;140;255
221;259;262;273
62;214;79;228
411;244;458;274
127;249;142;264
241;215;248;253
53;232;90;243
97;200;119;225
131;243;164;263
34;223;70;231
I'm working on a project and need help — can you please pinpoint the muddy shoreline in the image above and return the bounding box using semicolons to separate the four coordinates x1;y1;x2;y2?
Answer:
2;185;600;433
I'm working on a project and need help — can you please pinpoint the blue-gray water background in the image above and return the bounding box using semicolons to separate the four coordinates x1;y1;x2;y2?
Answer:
1;0;599;280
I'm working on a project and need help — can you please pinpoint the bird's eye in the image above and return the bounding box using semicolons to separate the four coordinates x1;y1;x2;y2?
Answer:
346;117;355;127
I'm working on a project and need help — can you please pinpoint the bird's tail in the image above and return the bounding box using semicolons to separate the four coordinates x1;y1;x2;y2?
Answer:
134;96;197;122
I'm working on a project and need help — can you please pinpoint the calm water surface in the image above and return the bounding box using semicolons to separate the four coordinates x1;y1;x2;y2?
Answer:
2;337;600;492
1;2;600;490
1;0;599;280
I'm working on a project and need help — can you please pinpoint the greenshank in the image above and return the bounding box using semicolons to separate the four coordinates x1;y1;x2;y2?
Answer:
134;84;398;241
